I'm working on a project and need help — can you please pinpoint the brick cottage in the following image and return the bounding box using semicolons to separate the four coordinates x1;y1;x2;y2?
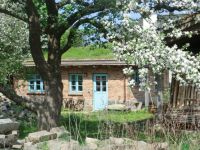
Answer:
14;59;169;111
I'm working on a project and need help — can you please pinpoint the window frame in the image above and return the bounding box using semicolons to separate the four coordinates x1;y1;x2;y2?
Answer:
69;74;83;94
132;69;140;86
28;74;45;93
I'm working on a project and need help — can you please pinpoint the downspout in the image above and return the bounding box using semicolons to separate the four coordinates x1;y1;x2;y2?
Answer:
124;75;126;103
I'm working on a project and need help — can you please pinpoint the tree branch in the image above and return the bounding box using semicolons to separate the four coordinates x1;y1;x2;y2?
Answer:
57;3;109;37
0;7;28;22
56;0;70;8
0;85;39;113
56;0;90;9
25;0;50;79
154;2;187;12
60;17;107;54
45;0;58;33
60;28;75;54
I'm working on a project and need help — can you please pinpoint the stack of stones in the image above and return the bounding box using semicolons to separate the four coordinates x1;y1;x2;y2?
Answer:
0;93;12;119
0;92;36;121
0;118;20;149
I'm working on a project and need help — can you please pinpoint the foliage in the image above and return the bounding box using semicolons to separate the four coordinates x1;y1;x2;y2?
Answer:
0;14;29;83
106;1;200;91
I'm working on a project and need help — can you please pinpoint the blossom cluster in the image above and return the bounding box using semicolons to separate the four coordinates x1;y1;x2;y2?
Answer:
107;0;200;90
0;14;29;83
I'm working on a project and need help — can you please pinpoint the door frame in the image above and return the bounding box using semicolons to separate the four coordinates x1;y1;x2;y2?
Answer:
93;73;108;111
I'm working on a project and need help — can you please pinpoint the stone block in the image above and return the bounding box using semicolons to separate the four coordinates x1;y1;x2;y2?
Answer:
0;119;19;134
107;104;127;111
26;130;57;144
12;130;18;136
50;126;70;138
109;137;124;145
85;137;99;145
0;134;6;147
5;134;17;146
12;144;22;149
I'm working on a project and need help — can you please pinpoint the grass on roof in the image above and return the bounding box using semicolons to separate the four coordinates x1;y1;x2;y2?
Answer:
61;47;114;59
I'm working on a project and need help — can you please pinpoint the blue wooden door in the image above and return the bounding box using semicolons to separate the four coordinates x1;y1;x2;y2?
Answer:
93;74;108;111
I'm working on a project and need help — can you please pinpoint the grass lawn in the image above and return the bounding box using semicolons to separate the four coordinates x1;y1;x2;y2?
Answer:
60;109;153;142
20;110;153;142
19;109;153;140
61;109;153;123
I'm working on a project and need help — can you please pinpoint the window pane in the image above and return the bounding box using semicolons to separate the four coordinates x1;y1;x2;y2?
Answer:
36;85;41;90
102;86;106;91
78;75;82;81
78;86;83;91
78;81;82;86
71;75;76;81
30;81;34;85
102;76;106;81
96;81;100;86
102;81;106;86
96;85;100;91
71;86;76;91
133;70;140;85
29;80;34;91
36;81;40;85
72;81;76;86
96;76;100;81
29;84;34;90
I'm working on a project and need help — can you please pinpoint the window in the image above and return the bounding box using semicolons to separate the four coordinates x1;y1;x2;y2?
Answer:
132;69;140;85
69;74;83;93
95;75;107;92
28;75;45;93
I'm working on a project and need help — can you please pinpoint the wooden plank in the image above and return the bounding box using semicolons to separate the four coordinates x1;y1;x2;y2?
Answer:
175;81;180;107
173;80;178;107
180;86;185;106
170;77;175;106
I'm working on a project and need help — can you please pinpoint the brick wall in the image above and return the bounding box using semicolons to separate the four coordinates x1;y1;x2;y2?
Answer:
14;66;169;110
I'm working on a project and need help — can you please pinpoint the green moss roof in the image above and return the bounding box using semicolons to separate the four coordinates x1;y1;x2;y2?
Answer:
60;47;114;60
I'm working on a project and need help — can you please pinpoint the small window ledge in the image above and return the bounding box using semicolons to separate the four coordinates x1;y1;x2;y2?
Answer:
27;92;46;95
68;93;83;96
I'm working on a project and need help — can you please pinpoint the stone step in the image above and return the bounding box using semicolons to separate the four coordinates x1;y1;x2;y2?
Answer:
0;119;19;134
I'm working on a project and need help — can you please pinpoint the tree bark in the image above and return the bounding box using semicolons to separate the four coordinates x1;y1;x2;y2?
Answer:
36;72;63;130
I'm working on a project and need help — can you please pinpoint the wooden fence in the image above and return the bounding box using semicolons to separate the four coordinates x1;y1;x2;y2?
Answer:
170;78;200;108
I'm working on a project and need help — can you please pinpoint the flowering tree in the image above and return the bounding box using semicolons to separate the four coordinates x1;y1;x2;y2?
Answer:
107;0;200;93
0;14;29;84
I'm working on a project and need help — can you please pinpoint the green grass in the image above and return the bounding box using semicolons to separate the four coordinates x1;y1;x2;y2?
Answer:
19;120;38;139
42;47;114;60
60;109;153;142
18;109;152;140
61;109;153;123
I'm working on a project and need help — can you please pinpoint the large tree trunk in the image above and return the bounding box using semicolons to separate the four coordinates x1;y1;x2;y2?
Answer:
36;69;63;130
